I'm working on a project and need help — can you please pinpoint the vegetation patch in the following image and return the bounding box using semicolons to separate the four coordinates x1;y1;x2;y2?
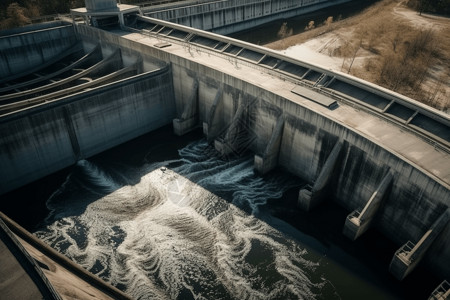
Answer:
266;0;450;112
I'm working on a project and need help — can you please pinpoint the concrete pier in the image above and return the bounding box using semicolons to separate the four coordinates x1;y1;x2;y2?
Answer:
298;139;343;211
203;86;223;142
343;169;394;240
0;40;176;193
173;79;199;135
214;94;255;156
389;209;450;280
254;115;284;174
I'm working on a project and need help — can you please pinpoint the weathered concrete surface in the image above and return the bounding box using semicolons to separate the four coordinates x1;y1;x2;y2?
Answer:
0;23;77;80
254;115;284;174
82;25;450;278
203;85;223;142
0;49;176;194
297;139;343;211
85;0;118;12
173;78;199;135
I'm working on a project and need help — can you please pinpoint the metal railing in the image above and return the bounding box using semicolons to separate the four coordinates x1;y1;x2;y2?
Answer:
127;16;450;157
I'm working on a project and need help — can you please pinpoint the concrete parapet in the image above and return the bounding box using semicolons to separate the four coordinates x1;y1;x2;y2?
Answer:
173;117;198;136
0;25;77;80
298;139;343;211
173;79;199;136
343;169;393;240
254;115;284;174
389;208;450;280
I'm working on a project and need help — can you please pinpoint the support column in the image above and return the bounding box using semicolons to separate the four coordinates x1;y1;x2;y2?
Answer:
389;208;450;280
202;86;223;142
173;79;199;136
63;106;81;160
254;115;284;174
343;169;393;240
214;94;245;156
298;139;343;211
118;13;125;28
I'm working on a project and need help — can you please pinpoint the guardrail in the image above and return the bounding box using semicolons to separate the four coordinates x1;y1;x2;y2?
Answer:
128;16;450;154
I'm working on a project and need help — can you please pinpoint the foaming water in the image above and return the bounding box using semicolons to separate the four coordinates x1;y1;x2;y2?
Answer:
35;140;331;299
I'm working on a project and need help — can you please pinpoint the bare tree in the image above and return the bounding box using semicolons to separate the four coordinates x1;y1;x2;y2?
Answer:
277;22;293;39
305;20;315;31
1;3;31;29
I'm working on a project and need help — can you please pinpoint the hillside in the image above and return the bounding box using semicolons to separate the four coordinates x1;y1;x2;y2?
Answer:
266;0;450;113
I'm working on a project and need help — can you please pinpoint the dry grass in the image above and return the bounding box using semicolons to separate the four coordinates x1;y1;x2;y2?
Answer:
266;0;450;112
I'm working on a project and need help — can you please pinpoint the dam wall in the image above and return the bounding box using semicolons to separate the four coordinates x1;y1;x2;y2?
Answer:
0;36;176;194
73;25;450;278
0;23;77;80
180;59;450;278
143;0;351;34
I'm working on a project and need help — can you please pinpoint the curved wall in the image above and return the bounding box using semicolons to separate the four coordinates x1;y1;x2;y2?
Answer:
0;66;176;194
75;25;450;278
0;24;77;80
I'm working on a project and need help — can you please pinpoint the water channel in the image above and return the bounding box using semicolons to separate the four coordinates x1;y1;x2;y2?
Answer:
0;125;440;299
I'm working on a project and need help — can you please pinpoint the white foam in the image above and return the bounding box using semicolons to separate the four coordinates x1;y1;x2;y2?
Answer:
36;140;326;299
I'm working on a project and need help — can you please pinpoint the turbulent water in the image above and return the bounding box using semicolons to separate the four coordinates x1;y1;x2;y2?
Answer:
35;140;333;300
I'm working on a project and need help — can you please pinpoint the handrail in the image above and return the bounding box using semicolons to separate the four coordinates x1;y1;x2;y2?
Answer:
129;17;450;153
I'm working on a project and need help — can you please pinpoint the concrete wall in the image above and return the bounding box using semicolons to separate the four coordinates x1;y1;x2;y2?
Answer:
0;66;176;194
0;24;77;79
81;26;450;277
85;0;118;12
206;69;450;278
144;0;351;34
1;22;448;279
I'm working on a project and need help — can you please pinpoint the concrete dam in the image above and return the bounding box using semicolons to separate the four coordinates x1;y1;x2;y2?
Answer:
0;0;449;297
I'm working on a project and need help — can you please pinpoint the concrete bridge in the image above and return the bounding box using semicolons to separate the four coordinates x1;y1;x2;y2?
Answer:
0;0;449;294
141;0;353;34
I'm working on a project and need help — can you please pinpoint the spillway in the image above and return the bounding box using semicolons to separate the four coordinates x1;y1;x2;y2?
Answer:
0;1;449;298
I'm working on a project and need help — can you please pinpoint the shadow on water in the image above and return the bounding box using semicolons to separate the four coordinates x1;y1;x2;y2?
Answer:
0;124;441;299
